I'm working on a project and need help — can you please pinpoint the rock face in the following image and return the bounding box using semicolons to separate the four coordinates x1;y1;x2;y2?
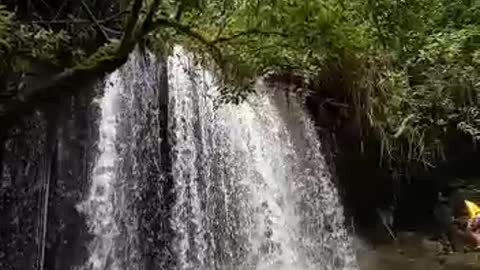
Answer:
0;86;99;269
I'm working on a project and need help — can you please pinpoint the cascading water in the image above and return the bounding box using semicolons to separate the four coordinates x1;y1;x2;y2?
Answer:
77;47;358;270
77;51;163;270
76;71;123;270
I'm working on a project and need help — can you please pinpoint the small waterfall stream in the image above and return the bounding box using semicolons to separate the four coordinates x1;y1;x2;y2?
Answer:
76;71;122;270
77;47;358;270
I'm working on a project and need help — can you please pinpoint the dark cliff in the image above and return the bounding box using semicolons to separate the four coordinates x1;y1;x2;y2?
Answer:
0;77;98;269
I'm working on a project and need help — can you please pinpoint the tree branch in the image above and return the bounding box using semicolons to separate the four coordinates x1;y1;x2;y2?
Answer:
212;29;289;44
80;0;109;41
120;0;144;52
103;27;123;37
145;18;223;64
174;3;184;21
50;0;68;21
98;10;130;23
1;0;243;129
0;1;147;129
0;41;130;128
140;0;161;36
30;19;96;24
29;10;128;25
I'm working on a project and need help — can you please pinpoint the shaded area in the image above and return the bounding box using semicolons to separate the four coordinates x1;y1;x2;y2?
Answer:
357;234;480;270
0;83;98;269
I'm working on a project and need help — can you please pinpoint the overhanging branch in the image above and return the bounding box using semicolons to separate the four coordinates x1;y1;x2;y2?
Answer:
0;48;131;127
28;11;127;25
1;0;288;129
140;0;161;35
119;0;144;53
144;18;223;64
0;0;146;128
212;29;289;44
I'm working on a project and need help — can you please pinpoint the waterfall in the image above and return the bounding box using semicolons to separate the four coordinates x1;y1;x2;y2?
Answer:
77;51;163;270
77;47;358;270
76;70;122;270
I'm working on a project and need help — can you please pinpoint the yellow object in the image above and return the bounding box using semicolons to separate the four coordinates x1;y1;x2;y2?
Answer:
465;200;480;218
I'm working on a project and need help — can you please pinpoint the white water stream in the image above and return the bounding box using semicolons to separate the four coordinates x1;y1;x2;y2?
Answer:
77;47;358;270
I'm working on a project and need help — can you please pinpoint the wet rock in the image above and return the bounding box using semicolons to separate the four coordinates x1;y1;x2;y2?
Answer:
0;88;99;269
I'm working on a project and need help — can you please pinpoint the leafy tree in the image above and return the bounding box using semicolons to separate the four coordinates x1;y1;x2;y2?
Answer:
0;0;479;169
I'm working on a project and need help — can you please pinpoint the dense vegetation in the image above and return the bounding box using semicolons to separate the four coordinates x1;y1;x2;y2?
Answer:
1;0;478;170
1;0;479;222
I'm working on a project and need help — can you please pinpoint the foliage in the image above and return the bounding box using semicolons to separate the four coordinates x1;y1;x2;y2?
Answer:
178;0;371;100
184;0;480;170
359;1;480;169
149;0;477;171
0;5;12;68
0;0;479;170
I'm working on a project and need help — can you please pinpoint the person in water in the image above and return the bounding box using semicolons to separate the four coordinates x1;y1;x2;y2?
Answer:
448;197;480;251
464;213;480;249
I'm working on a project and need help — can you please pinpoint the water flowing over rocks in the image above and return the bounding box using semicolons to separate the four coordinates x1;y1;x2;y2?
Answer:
1;48;358;270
